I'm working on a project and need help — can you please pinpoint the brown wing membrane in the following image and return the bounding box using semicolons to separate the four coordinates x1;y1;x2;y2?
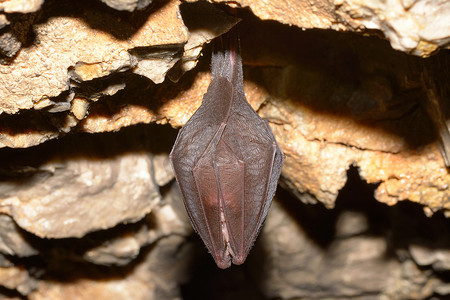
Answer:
220;90;281;265
192;130;246;269
170;28;284;269
170;78;233;252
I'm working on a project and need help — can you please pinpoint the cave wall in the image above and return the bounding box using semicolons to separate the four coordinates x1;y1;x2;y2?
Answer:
0;0;449;299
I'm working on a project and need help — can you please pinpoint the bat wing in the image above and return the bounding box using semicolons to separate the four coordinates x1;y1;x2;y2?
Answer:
192;123;245;268
170;76;236;267
219;89;284;265
170;74;284;268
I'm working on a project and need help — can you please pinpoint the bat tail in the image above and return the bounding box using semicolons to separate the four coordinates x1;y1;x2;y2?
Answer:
211;26;244;92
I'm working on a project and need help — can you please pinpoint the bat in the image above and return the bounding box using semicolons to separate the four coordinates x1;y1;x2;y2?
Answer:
169;27;284;269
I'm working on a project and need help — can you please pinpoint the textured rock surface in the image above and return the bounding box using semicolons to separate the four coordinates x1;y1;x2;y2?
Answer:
0;214;38;257
0;263;39;296
253;200;401;299
0;128;161;238
0;0;44;13
99;0;153;11
187;0;450;57
0;0;187;116
334;0;450;56
0;0;449;299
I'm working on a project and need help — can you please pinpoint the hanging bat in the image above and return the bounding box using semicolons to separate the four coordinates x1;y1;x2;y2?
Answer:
170;27;284;269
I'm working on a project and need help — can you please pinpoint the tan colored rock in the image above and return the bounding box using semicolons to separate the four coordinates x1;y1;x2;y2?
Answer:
152;153;174;186
268;82;449;212
30;269;157;300
0;263;38;295
168;1;240;81
0;0;240;148
186;0;335;29
82;183;192;266
386;259;444;299
359;147;450;213
0;0;43;13
410;243;450;271
0;129;162;238
0;0;188;116
190;0;449;56
99;0;153;11
0;214;38;257
334;0;450;56
0;153;160;238
29;234;196;300
78;70;211;133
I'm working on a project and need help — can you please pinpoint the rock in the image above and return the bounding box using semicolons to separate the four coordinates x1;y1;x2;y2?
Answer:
0;0;43;13
335;210;369;238
251;198;401;299
334;0;450;57
28;233;195;300
0;214;39;257
0;1;448;299
99;0;153;11
152;153;174;186
0;152;159;239
0;263;39;296
410;244;450;271
0;0;188;116
82;182;192;266
187;0;450;57
0;127;162;238
168;1;240;82
0;0;239;148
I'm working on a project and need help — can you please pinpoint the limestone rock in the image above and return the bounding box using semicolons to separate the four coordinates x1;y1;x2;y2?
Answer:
252;198;401;299
0;263;38;296
0;214;39;257
410;244;450;271
0;0;44;13
0;1;448;299
190;0;450;57
82;183;191;266
0;152;159;239
99;0;153;11
28;233;195;300
334;0;450;56
0;0;188;116
0;127;162;238
0;0;239;149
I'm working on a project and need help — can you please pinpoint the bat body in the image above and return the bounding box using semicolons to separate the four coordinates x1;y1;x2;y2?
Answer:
170;29;284;269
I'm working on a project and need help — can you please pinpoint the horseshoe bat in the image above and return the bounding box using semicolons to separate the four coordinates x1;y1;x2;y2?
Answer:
169;27;284;269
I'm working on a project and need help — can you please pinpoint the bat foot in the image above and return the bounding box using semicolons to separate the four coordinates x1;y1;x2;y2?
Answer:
232;255;246;266
215;255;232;269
